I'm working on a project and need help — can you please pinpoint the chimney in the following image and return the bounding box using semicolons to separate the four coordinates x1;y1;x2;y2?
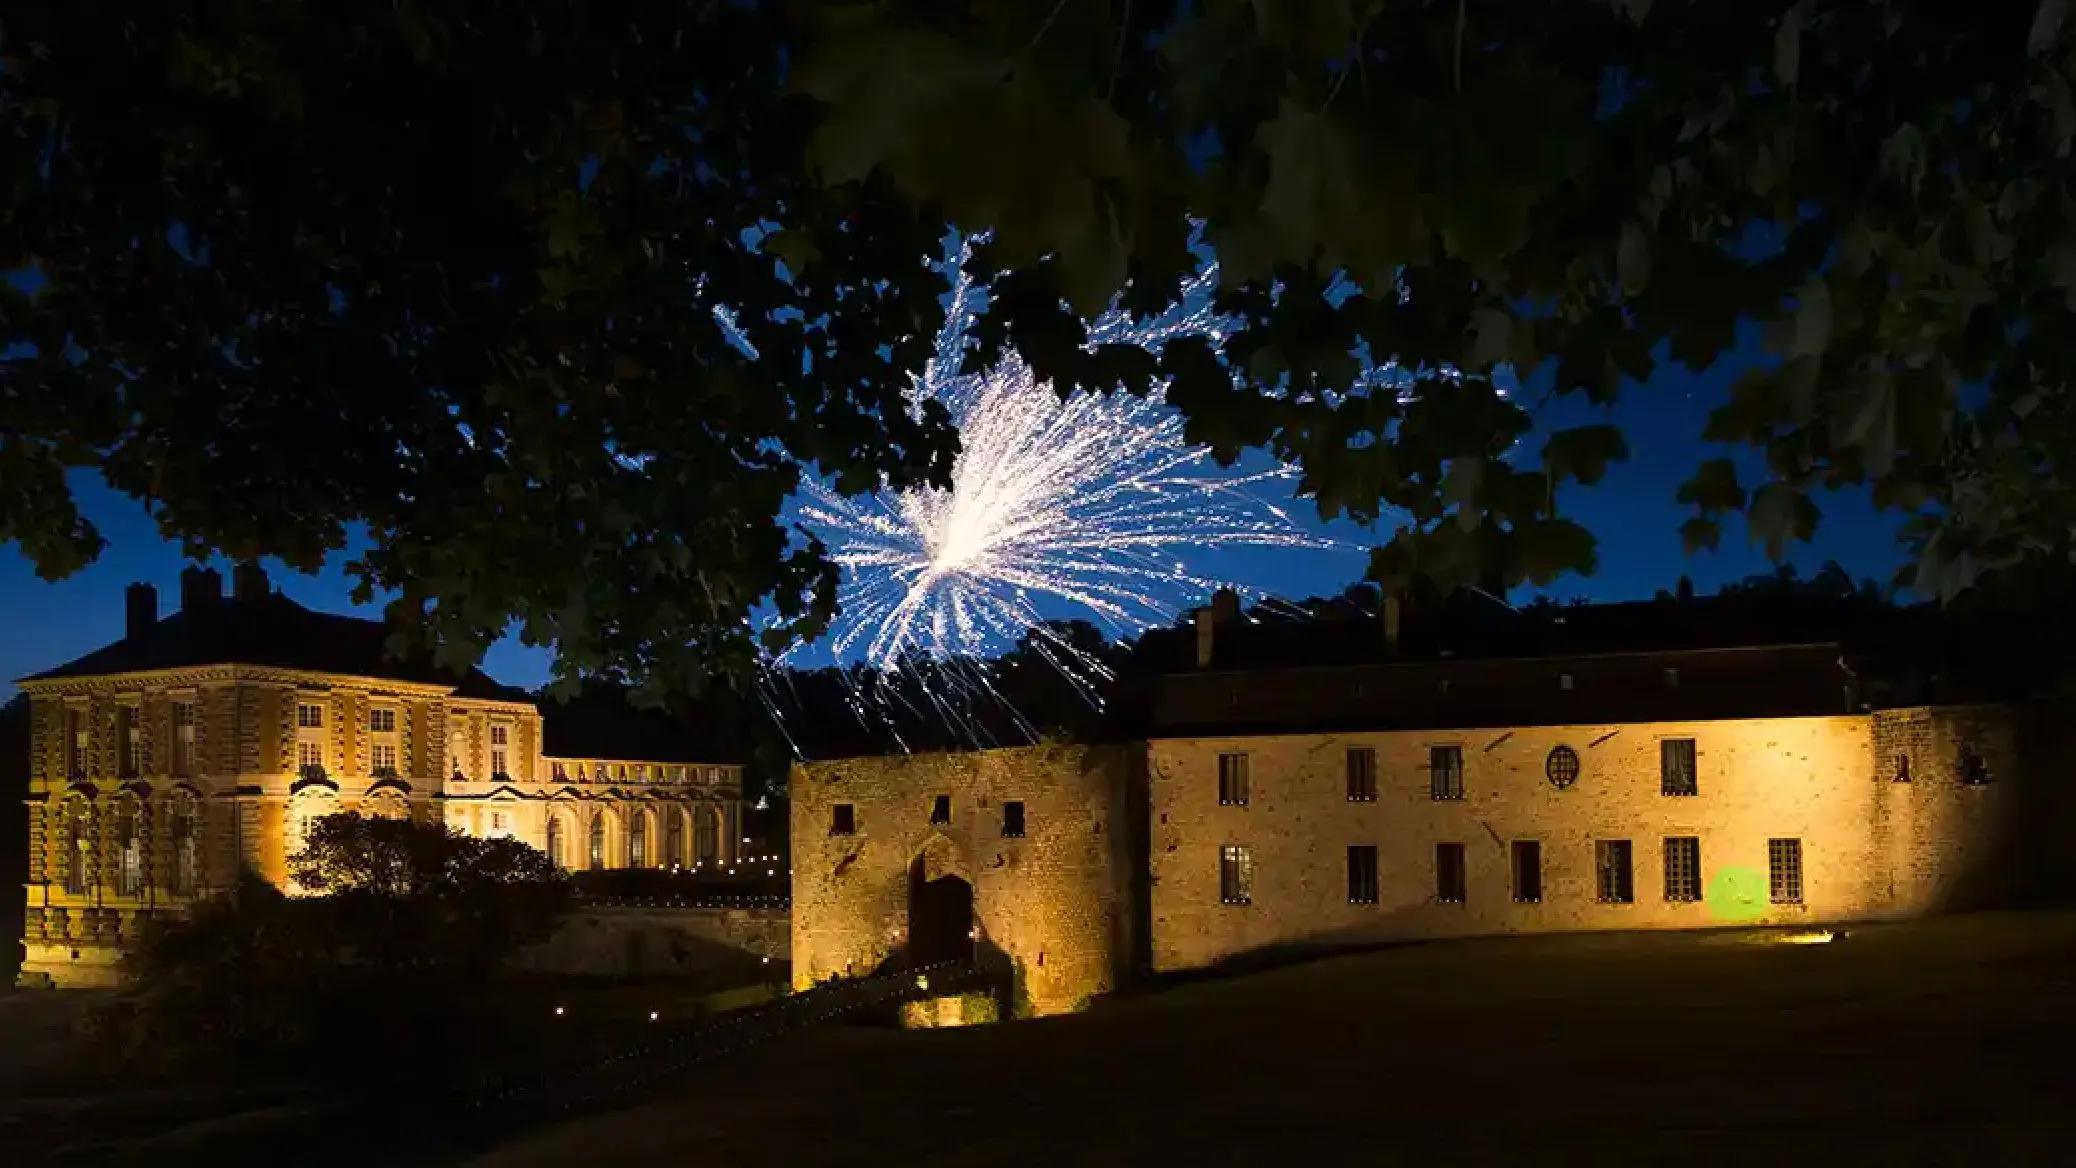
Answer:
179;565;224;613
1382;593;1402;654
125;583;158;641
233;562;270;603
1193;588;1243;670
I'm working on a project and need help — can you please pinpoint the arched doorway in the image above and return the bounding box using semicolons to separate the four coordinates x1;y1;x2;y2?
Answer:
906;856;974;967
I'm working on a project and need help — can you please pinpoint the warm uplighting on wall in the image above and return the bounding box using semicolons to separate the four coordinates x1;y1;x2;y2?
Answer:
1776;930;1838;945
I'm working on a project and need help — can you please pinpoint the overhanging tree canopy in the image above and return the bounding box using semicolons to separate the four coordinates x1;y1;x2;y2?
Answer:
5;0;2073;698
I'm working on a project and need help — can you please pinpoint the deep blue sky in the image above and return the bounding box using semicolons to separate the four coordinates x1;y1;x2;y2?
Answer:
0;318;1903;700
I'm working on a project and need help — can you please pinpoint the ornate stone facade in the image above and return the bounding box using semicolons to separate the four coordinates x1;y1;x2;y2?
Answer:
15;574;745;989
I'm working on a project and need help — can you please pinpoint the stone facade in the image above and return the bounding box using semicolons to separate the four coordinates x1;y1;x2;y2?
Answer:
17;665;745;989
792;705;2044;1018
788;745;1143;1018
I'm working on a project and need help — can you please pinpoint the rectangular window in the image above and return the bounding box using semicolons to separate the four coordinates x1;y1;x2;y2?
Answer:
1001;801;1026;838
116;707;140;778
1892;754;1911;783
297;703;323;728
490;725;509;746
830;804;856;836
1345;747;1377;802
1596;839;1635;904
1217;753;1250;806
116;805;143;897
491;749;508;777
66;708;86;779
369;708;397;733
1435;842;1467;903
1429;745;1464;801
1511;840;1542;903
1661;738;1698;797
371;744;399;774
930;794;952;825
172;701;195;777
1346;845;1379;904
1768;838;1804;904
1220;844;1254;905
551;761;567;781
633;764;648;782
1664;836;1702;903
297;741;324;773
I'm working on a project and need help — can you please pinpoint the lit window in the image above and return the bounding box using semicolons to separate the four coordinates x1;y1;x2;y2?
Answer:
1220;844;1254;905
1664;837;1702;903
169;793;200;896
1660;739;1698;797
1429;746;1464;801
546;817;566;868
1768;838;1804;904
66;708;87;780
1595;839;1635;903
1558;672;1574;691
116;801;143;896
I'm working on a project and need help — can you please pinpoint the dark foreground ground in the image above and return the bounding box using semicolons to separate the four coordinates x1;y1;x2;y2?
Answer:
468;912;2076;1168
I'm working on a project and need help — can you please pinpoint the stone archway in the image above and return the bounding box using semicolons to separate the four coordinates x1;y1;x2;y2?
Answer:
906;854;974;968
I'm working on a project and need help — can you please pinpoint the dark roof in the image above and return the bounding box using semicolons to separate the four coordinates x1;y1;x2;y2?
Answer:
538;684;752;765
1128;591;1940;675
20;592;524;701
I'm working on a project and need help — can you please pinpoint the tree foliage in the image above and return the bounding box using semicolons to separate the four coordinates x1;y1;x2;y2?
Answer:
7;1;2076;698
94;814;569;1086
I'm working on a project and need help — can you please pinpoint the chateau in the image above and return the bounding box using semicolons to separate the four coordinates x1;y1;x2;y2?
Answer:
790;589;2073;1018
15;565;746;988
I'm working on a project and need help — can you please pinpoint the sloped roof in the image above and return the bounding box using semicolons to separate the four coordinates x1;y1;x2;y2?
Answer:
19;591;525;701
537;683;754;764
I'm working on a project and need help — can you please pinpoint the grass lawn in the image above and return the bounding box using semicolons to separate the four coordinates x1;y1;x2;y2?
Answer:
465;911;2076;1168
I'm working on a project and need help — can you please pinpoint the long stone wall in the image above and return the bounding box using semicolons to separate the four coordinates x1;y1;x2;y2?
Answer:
517;905;790;980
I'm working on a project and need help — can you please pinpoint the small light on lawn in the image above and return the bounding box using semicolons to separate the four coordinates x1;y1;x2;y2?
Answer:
650;1011;660;1021
554;1006;565;1016
761;956;771;964
916;975;930;991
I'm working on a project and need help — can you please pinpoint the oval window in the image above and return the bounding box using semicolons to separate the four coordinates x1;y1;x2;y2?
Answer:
1546;745;1581;790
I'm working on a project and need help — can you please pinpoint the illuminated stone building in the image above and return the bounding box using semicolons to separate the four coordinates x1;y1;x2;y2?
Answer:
791;589;2069;1019
15;565;744;988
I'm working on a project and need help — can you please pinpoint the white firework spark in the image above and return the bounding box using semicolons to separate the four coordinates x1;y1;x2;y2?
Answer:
787;239;1337;704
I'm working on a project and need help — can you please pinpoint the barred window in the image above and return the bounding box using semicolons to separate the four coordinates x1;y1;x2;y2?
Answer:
1511;840;1542;903
1345;747;1377;801
1435;842;1467;903
1218;753;1250;806
1429;745;1464;801
1347;845;1379;904
1768;838;1804;904
1595;839;1635;904
1220;845;1254;905
1663;836;1702;903
1661;739;1698;797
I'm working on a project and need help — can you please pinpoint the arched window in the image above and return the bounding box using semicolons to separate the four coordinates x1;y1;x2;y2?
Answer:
114;797;144;897
545;815;565;869
289;791;337;858
664;808;686;869
694;804;719;866
167;791;201;897
63;799;93;895
628;811;649;869
587;813;607;870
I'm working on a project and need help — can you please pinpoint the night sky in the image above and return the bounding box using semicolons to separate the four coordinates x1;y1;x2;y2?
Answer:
0;315;1903;701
